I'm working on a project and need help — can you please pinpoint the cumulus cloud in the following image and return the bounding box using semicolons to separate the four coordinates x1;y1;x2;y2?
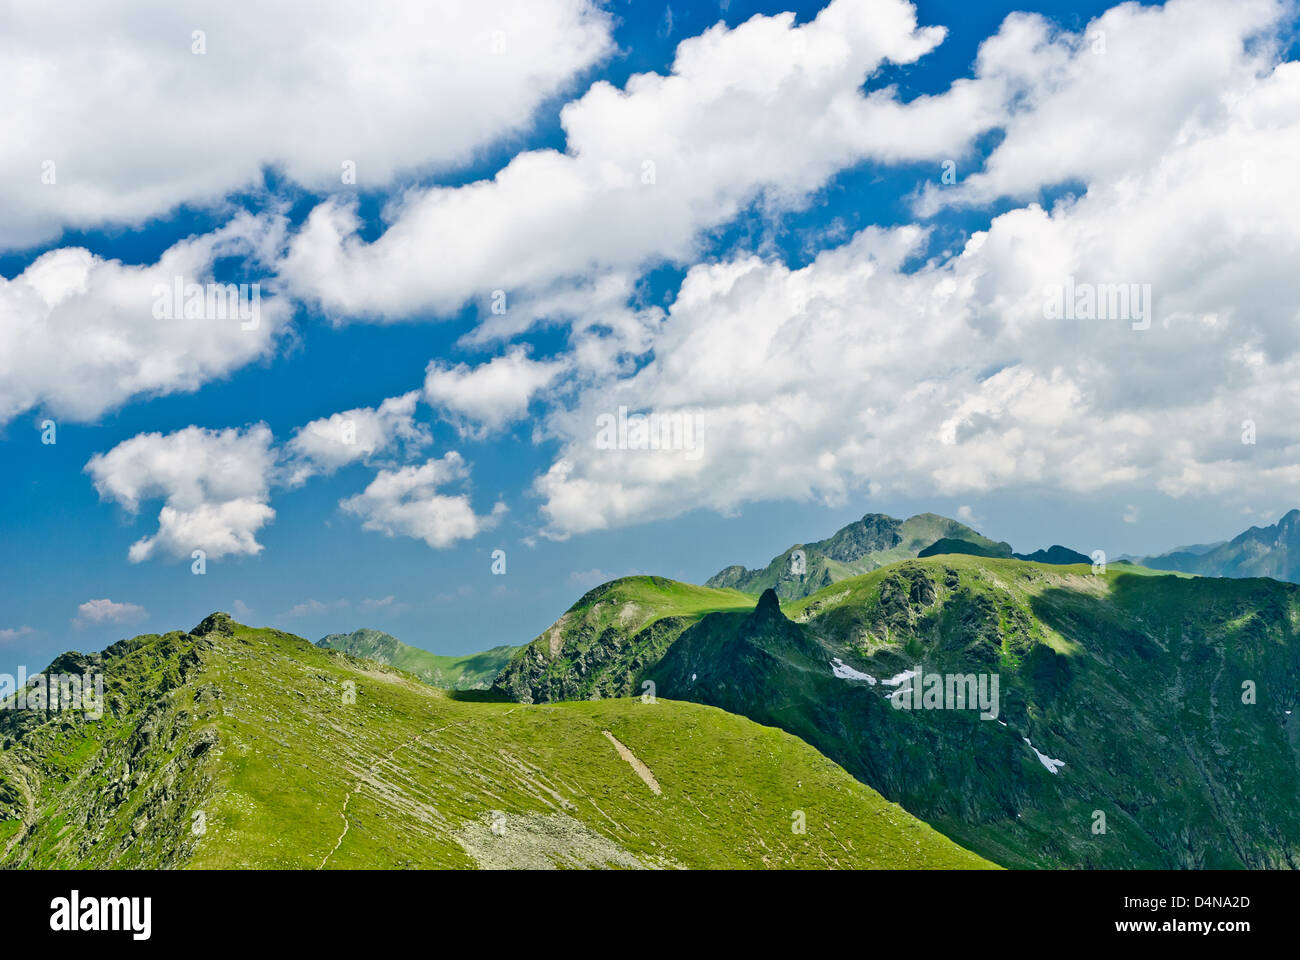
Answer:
82;386;511;560
279;0;1000;320
0;626;36;645
0;0;612;247
531;38;1300;533
284;391;431;484
0;212;289;426
423;347;566;437
917;0;1286;213
85;424;277;561
73;599;148;627
340;453;506;549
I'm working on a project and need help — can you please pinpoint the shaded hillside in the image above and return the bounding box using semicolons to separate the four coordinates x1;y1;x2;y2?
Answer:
494;577;754;704
646;558;1300;868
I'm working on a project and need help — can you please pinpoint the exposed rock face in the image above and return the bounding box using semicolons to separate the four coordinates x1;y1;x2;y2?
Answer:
0;628;219;868
191;612;235;638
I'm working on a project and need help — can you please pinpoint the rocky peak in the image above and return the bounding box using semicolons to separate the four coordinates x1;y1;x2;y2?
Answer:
752;588;784;622
190;612;235;638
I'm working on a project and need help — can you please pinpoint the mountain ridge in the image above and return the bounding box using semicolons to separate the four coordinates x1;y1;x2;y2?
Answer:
316;628;516;690
0;612;991;869
1140;509;1300;582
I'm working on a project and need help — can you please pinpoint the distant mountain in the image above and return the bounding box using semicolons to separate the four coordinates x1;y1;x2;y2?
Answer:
316;628;516;690
919;538;1013;559
705;512;1006;600
1;613;987;868
494;577;753;704
1011;545;1091;565
1141;510;1300;582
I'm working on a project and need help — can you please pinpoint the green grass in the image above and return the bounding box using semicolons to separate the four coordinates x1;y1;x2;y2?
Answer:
0;616;991;870
653;554;1300;868
317;628;517;690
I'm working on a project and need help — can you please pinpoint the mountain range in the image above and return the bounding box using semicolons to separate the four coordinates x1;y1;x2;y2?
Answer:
0;613;987;869
7;507;1300;869
317;628;516;690
1138;509;1300;582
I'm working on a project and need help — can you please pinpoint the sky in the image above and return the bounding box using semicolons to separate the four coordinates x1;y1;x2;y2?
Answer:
3;0;1300;668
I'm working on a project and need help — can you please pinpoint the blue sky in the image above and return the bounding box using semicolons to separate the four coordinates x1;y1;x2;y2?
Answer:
4;0;1300;667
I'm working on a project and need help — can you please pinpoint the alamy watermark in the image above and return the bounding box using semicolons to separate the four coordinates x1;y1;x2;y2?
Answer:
1043;276;1152;330
1;669;104;720
595;406;703;460
890;665;1000;720
152;277;260;330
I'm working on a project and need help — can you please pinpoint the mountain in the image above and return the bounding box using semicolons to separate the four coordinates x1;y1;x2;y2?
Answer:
316;628;516;690
494;576;755;704
0;613;989;869
1141;509;1300;582
1011;545;1092;565
919;538;1013;559
646;558;1300;868
500;555;1300;868
705;512;1006;600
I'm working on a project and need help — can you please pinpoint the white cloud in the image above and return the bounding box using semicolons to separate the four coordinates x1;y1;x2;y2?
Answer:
73;599;148;627
568;567;641;589
283;598;350;619
340;453;505;549
530;38;1300;533
279;0;999;320
917;0;1285;213
85;424;277;561
423;347;566;437
0;213;289;426
285;391;430;484
0;626;36;645
0;0;612;247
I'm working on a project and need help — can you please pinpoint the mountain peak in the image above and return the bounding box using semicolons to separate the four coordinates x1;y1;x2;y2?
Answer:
753;588;782;620
191;612;235;637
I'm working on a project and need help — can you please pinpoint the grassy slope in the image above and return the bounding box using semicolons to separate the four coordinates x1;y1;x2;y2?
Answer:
651;556;1300;868
316;628;517;690
494;576;755;704
0;615;989;869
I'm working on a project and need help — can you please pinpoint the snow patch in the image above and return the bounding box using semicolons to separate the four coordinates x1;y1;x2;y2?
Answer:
1023;737;1065;774
830;658;876;684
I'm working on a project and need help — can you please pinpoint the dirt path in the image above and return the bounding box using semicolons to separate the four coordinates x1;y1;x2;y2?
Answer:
602;731;661;795
318;719;468;869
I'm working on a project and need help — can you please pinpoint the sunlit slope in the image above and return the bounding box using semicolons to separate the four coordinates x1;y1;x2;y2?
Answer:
0;614;990;870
